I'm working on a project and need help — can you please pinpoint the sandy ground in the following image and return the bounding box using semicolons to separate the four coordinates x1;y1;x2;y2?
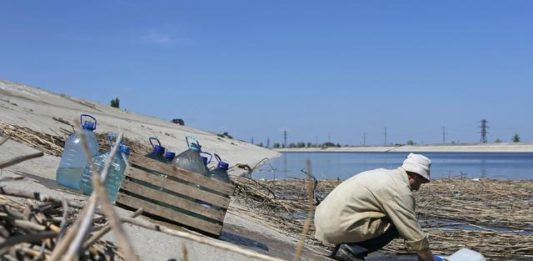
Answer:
0;79;279;176
0;80;341;260
277;143;533;153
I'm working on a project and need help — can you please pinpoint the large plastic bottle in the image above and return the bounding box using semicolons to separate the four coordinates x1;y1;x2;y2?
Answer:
173;137;209;176
80;142;130;203
209;154;231;183
56;114;99;190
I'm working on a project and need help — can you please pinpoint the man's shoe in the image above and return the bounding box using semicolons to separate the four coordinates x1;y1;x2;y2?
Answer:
331;244;365;261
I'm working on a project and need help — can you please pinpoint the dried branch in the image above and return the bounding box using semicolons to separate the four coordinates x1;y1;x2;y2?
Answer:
0;151;44;169
0;135;10;146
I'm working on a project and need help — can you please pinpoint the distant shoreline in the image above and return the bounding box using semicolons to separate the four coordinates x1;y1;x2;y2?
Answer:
275;143;533;153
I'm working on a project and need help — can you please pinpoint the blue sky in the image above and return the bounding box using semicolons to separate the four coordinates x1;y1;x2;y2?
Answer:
1;1;532;145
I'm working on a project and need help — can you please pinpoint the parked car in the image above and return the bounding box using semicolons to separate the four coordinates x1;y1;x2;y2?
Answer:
171;118;185;126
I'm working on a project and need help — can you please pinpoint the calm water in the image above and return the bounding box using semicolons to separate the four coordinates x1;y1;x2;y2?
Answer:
253;152;533;180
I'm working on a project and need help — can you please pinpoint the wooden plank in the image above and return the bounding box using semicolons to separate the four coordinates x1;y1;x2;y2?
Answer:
116;194;222;236
125;167;230;209
128;154;234;195
121;180;226;222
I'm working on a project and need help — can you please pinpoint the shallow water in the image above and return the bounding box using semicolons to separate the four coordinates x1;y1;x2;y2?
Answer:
254;152;533;180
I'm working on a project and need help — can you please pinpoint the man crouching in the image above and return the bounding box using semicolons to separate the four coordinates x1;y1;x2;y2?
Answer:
314;153;435;261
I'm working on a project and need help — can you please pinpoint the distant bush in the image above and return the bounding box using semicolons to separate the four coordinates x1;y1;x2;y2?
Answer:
217;132;233;139
110;97;120;108
512;134;520;143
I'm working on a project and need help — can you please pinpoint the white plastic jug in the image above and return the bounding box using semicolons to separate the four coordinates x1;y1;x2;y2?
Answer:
446;248;486;261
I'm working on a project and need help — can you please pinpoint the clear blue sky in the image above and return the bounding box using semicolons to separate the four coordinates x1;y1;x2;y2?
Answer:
1;1;532;145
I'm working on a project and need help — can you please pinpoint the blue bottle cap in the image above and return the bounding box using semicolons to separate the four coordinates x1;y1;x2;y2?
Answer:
201;156;209;165
82;121;96;131
153;145;165;155
190;142;201;151
119;144;131;155
164;151;176;160
217;161;229;170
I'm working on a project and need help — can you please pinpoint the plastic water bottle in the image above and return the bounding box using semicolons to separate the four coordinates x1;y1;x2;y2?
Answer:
56;114;99;190
446;248;486;261
173;137;209;176
209;154;230;183
80;143;130;203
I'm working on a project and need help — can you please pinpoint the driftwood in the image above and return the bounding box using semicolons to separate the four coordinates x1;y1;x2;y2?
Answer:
0;152;44;169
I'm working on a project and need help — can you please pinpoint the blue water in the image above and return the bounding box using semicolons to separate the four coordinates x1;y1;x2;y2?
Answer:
253;152;533;180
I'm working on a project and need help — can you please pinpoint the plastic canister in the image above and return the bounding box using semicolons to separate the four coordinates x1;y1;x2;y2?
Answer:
209;154;230;183
56;114;99;190
80;143;130;203
145;137;166;161
446;248;486;261
173;137;209;176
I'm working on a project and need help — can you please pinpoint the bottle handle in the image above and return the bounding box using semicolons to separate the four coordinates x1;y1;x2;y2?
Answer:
214;153;222;163
80;114;97;129
185;136;200;149
149;137;161;149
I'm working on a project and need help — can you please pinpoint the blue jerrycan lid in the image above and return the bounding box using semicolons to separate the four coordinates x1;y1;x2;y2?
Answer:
217;161;229;170
80;114;97;131
186;136;202;151
119;144;131;155
201;156;209;165
164;151;176;161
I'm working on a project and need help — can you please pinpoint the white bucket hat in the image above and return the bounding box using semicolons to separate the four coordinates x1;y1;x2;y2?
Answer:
401;153;431;182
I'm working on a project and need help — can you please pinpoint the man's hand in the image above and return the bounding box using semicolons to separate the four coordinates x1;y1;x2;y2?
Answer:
417;249;434;261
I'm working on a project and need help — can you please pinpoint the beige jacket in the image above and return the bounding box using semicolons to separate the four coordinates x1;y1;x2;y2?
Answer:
314;167;429;251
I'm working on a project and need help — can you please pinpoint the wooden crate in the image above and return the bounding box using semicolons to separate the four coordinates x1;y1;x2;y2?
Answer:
116;154;234;237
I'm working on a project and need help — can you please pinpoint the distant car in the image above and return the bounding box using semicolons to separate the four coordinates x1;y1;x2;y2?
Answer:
171;118;185;126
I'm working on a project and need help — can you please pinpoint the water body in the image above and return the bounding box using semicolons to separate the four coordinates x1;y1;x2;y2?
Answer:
253;152;533;180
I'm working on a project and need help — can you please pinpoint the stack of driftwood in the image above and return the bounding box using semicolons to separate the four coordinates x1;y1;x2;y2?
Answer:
0;189;121;260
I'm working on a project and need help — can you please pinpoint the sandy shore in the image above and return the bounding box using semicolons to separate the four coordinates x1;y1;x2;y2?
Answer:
277;143;533;153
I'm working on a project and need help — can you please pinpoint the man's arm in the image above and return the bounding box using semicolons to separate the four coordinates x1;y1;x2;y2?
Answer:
382;194;430;251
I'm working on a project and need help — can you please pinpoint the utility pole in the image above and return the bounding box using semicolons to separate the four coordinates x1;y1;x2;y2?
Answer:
479;119;489;143
442;126;446;144
328;132;331;143
283;130;287;147
251;137;254;145
384;127;387;145
363;132;367;146
266;137;270;148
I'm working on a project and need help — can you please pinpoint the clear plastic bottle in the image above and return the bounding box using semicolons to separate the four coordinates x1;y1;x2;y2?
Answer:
56;114;99;190
209;154;231;183
80;143;130;203
173;137;209;176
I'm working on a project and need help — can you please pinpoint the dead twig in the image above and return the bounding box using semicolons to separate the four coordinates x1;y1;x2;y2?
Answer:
0;151;44;169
